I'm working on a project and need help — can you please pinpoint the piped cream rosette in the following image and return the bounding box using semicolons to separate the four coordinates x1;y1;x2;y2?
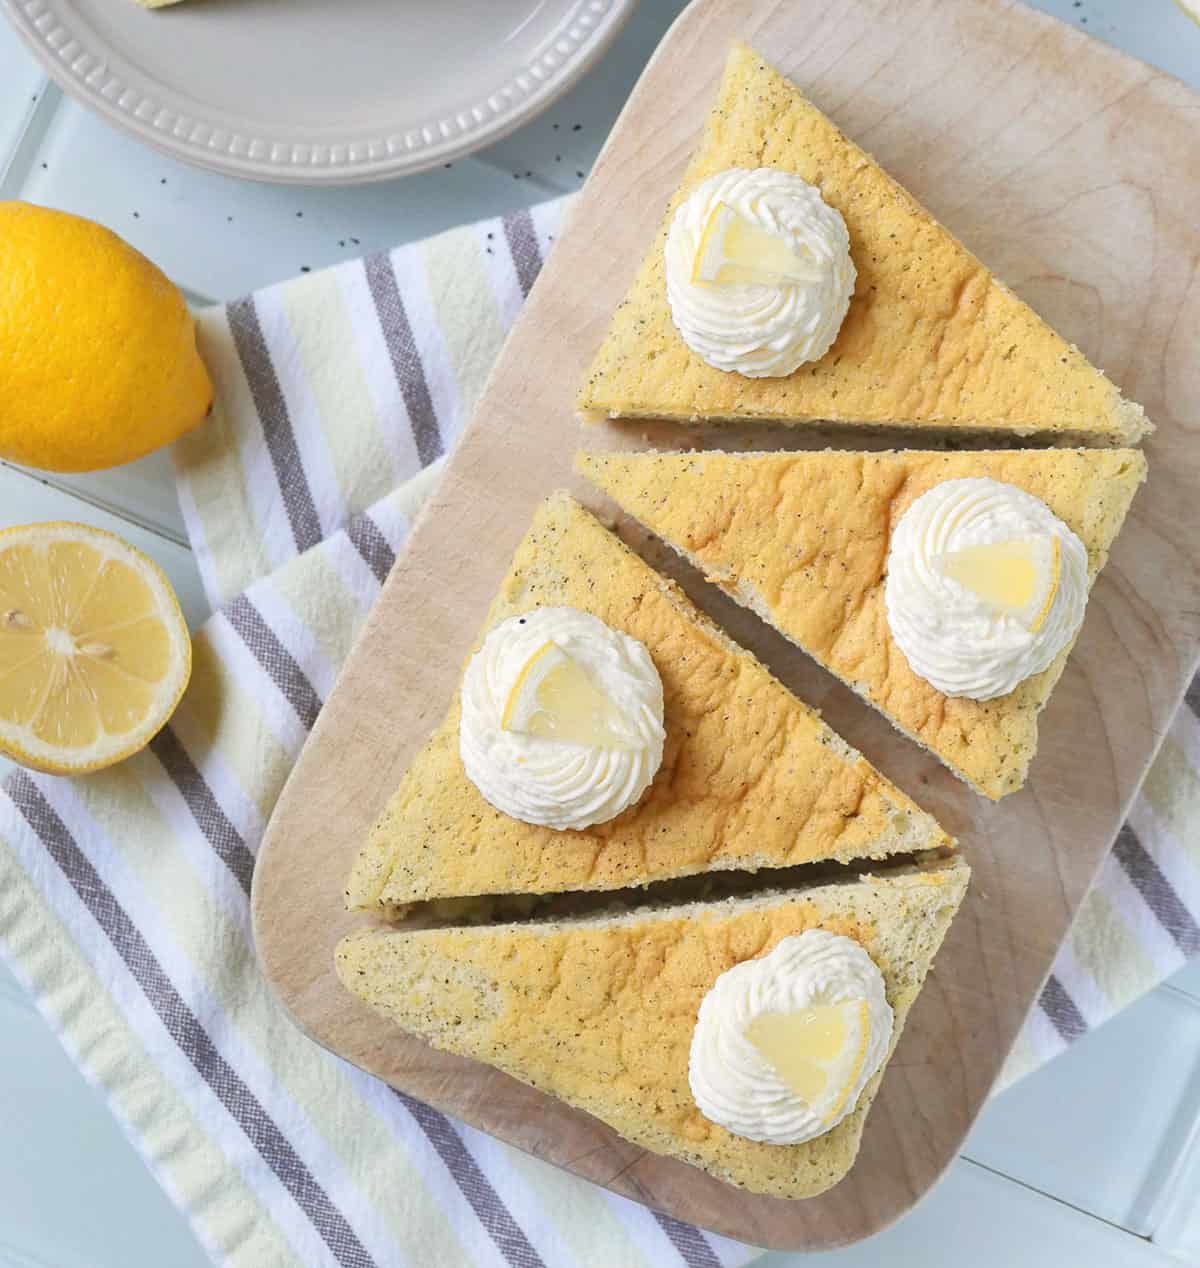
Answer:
460;607;665;830
689;931;893;1145
885;478;1089;700
665;167;856;377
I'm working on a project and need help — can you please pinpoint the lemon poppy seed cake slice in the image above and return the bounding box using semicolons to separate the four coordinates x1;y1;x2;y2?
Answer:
579;449;1147;799
346;493;950;914
577;42;1148;444
337;856;970;1199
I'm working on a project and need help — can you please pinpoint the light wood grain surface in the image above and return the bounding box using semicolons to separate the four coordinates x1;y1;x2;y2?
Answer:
251;0;1200;1250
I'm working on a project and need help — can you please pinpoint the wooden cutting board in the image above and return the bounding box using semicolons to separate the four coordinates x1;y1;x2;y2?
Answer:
251;0;1200;1250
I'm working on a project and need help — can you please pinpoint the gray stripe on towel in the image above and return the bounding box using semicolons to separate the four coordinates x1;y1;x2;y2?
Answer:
395;1091;545;1268
1113;822;1200;955
226;296;324;556
8;772;376;1268
502;208;543;299
363;253;444;468
149;726;256;897
345;512;396;588
654;1212;724;1268
1039;974;1088;1044
224;594;323;732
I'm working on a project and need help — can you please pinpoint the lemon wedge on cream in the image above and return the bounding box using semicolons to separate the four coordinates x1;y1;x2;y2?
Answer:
692;201;821;288
501;640;632;749
746;999;872;1125
935;535;1061;632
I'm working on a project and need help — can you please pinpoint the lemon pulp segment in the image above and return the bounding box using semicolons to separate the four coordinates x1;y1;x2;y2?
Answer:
501;640;632;749
692;202;821;288
746;999;871;1123
936;535;1062;632
0;523;191;774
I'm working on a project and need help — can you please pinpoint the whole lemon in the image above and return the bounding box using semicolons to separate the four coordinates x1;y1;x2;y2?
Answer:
0;202;213;472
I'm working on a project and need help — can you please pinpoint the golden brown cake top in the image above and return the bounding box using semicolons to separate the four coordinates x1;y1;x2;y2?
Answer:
579;448;1147;799
578;43;1147;443
337;858;970;1199
346;493;950;912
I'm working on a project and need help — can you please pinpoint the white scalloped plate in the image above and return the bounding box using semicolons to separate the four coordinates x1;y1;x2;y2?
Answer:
1;0;634;185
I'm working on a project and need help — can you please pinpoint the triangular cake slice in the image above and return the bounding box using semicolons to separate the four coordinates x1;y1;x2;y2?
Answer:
337;856;970;1198
580;448;1147;799
578;43;1148;444
346;493;950;914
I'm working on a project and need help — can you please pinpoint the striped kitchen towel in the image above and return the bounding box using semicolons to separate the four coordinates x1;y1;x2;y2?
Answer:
0;195;1196;1268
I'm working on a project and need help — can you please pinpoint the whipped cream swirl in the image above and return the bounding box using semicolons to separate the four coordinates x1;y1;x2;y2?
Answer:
885;478;1089;701
688;931;892;1145
459;607;665;831
665;167;856;377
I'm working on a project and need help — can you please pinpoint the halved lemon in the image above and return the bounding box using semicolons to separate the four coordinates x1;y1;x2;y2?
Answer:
692;202;821;288
0;522;192;775
935;535;1061;632
500;640;631;749
746;999;871;1124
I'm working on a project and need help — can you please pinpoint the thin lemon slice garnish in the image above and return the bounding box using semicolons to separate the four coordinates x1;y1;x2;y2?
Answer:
0;522;191;774
935;535;1062;632
692;202;821;288
746;999;871;1124
501;640;632;749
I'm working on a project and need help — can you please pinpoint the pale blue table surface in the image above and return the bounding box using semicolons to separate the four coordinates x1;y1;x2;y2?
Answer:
1;2;1199;1266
